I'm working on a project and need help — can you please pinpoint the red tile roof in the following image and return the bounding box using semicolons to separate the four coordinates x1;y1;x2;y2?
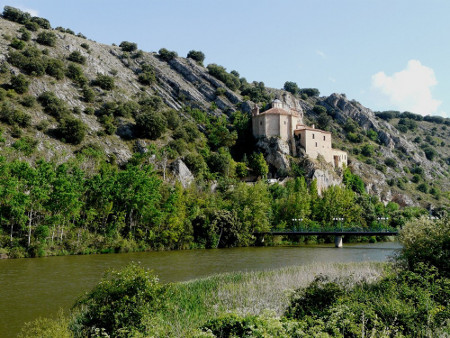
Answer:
258;107;300;117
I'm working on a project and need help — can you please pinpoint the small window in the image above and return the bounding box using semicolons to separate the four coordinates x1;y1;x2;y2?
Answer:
312;134;315;139
284;121;287;125
323;135;326;141
260;121;262;125
315;142;317;147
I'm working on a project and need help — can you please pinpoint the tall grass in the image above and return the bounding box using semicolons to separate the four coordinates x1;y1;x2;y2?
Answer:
149;262;385;336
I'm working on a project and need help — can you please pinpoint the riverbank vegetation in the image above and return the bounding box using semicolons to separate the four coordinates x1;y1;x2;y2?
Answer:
19;216;449;337
0;154;427;258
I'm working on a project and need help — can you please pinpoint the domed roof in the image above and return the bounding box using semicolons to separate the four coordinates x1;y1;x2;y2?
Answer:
272;99;282;103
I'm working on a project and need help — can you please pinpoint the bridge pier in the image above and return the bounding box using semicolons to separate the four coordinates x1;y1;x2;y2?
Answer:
334;235;343;248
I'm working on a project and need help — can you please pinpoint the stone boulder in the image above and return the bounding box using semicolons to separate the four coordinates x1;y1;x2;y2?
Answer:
171;158;194;188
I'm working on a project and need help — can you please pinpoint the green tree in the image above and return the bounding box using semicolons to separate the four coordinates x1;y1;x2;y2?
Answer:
250;153;268;178
283;81;300;95
92;74;115;90
135;111;167;140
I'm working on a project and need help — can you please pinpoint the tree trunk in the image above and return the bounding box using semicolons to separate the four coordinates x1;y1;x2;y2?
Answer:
27;210;33;247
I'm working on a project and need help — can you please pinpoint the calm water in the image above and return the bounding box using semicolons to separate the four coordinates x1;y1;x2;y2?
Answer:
0;241;401;337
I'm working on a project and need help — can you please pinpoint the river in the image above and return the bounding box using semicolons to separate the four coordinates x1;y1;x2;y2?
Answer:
0;241;400;337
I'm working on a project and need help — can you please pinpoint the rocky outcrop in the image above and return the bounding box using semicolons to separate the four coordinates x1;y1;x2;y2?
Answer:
171;159;194;188
255;137;290;177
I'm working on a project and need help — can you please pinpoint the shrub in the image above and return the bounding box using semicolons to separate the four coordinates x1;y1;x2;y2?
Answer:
57;116;87;144
158;48;178;61
36;31;56;47
184;152;207;175
12;136;37;155
20;95;36;107
0;102;31;127
67;51;86;64
399;216;449;274
80;42;89;50
81;86;95;102
38;91;70;118
45;59;65;80
187;50;205;64
361;143;374;156
207;64;240;91
10;38;26;50
384;157;396;168
8;48;47;76
72;264;167;337
92;74;115;90
416;183;428;193
137;65;156;86
30;16;51;29
135;111;167;139
10;74;30;94
119;41;138;52
285;275;345;319
299;88;320;97
66;64;87;86
24;21;40;32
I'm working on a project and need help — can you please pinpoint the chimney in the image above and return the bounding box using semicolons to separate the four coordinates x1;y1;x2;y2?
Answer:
252;105;260;116
312;124;315;129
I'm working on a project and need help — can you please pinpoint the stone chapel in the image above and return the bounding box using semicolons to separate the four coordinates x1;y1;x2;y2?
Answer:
252;99;347;168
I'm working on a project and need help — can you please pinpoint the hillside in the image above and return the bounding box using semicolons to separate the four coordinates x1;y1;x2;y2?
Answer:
0;6;448;211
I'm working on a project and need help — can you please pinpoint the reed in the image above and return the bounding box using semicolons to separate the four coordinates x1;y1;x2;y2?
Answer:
152;262;386;336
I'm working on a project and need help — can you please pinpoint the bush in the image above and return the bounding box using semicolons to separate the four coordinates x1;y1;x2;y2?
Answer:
57;116;87;144
135;111;167;139
92;74;115;90
81;86;95;102
20;95;36;107
66;64;87;86
416;183;428;193
10;38;26;50
187;50;205;64
158;48;178;61
137;65;156;86
38;91;70;118
285;275;345;319
72;263;167;337
299;88;320;97
12;136;37;155
361;143;374;156
184;152;207;175
399;216;449;275
119;41;138;52
67;51;86;64
36;31;56;47
384;157;396;168
10;74;30;94
24;21;40;32
207;64;240;91
18;28;31;42
30;16;51;29
45;59;65;80
8;47;47;76
0;102;31;127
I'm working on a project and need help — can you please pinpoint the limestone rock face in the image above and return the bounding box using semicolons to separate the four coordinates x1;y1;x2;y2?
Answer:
171;158;194;188
256;137;290;176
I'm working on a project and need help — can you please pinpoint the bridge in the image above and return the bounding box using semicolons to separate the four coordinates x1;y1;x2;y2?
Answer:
254;228;398;247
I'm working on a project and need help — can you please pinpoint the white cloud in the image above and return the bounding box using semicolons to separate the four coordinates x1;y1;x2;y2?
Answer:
17;6;39;17
328;77;336;83
371;60;441;116
316;50;326;59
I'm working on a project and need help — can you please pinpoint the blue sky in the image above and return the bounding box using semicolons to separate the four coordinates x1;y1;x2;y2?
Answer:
1;0;449;117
